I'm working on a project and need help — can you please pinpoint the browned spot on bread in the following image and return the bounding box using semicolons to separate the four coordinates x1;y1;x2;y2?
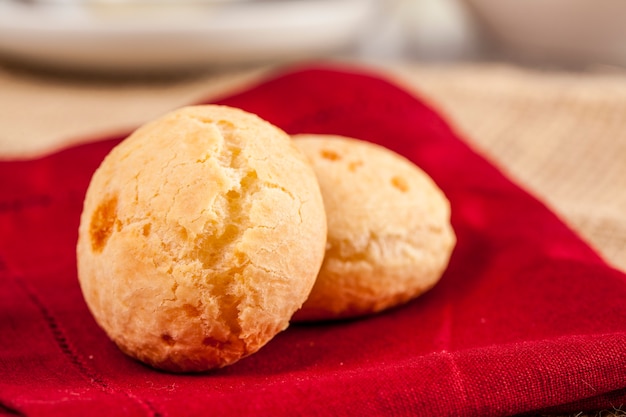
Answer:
391;176;409;192
89;195;118;253
217;119;236;132
348;160;363;172
428;224;443;233
161;334;175;346
142;223;151;237
182;303;200;317
320;149;341;161
202;337;227;348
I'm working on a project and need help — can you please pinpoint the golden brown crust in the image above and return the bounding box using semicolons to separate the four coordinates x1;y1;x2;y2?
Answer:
292;134;456;321
77;105;326;372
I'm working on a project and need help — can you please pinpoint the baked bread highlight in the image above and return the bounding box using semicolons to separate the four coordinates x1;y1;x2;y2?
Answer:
292;134;455;321
77;105;327;372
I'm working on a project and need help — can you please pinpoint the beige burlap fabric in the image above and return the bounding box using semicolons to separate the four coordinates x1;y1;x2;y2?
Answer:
392;65;626;273
0;62;624;272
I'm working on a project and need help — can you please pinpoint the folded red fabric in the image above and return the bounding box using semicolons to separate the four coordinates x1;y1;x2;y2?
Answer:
1;66;625;417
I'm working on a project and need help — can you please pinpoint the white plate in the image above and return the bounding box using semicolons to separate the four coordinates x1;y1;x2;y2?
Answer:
0;0;375;73
467;0;626;66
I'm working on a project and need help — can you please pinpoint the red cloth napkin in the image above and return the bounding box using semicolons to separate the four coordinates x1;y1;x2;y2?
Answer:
1;66;626;417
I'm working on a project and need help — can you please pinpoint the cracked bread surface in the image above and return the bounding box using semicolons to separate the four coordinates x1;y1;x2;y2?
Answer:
292;135;455;321
76;105;326;372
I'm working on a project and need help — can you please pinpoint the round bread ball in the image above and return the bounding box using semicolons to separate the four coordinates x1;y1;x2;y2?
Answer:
77;105;327;372
292;134;455;321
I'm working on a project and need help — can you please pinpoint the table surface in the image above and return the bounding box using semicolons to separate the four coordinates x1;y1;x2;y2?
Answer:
0;61;624;273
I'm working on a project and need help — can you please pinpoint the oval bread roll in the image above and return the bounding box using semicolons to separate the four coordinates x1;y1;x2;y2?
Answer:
292;134;455;321
77;105;327;372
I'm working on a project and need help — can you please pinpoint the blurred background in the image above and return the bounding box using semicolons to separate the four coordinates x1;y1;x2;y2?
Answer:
2;0;626;74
